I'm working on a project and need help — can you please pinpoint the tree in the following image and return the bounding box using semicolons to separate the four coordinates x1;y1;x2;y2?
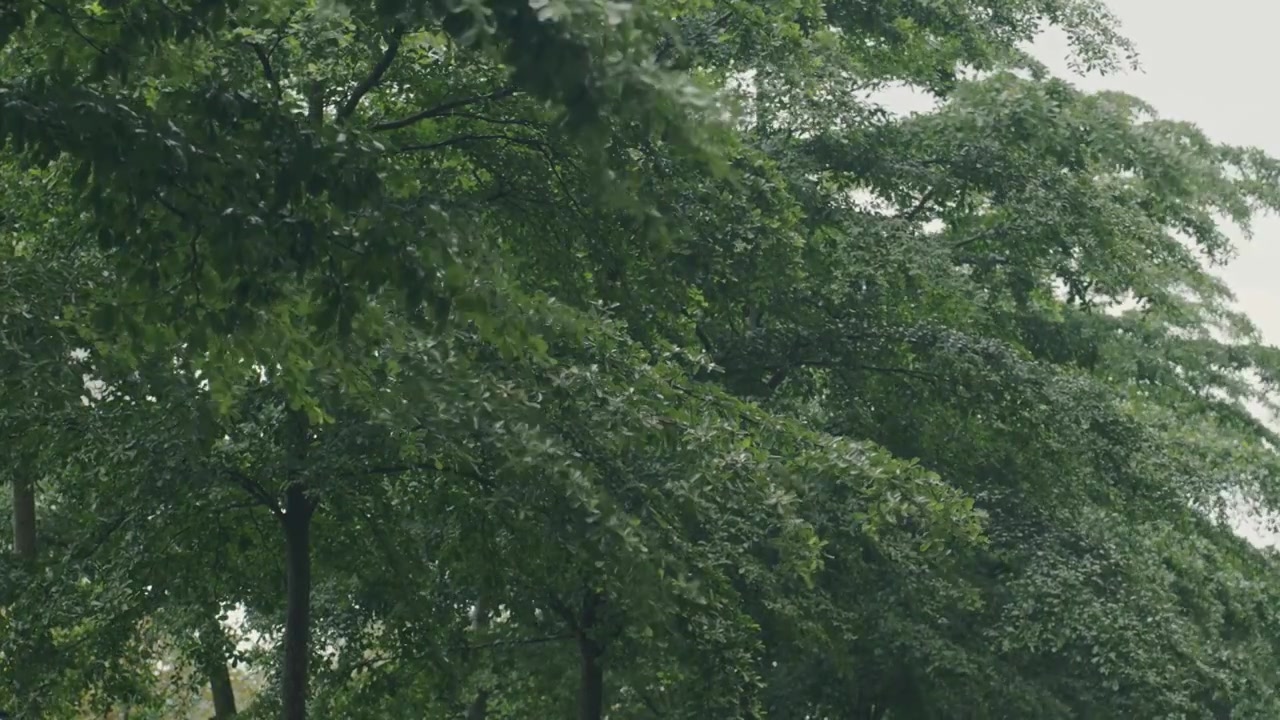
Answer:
6;0;1280;719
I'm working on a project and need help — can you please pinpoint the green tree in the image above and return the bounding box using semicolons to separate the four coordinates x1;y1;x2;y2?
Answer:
7;1;1280;719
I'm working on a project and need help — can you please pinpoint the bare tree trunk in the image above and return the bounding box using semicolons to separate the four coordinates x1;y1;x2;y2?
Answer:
12;475;36;561
282;483;313;720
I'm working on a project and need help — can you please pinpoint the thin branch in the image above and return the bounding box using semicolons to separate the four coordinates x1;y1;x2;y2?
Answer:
438;111;541;127
951;228;996;249
395;133;544;154
900;187;937;222
765;367;788;391
268;10;298;55
213;499;270;513
68;510;134;562
639;689;666;718
532;141;591;222
359;461;439;476
36;0;109;55
338;27;404;122
748;359;940;383
653;9;734;65
225;469;283;518
153;193;190;221
307;79;325;127
695;324;717;356
372;86;518;132
462;634;574;651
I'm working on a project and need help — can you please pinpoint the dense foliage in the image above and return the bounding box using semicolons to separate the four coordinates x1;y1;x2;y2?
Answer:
4;0;1280;718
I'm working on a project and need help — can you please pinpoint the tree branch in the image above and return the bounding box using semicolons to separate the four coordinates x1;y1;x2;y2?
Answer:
36;0;108;55
546;593;580;633
372;87;518;132
338;27;404;122
438;112;541;127
462;634;574;651
765;367;788;391
395;133;544;154
225;469;283;518
900;187;937;222
747;359;940;383
68;510;134;562
951;227;997;249
694;324;717;356
248;42;282;99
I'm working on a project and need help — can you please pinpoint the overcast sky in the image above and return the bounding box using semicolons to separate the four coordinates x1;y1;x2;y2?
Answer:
881;2;1280;544
1037;1;1280;546
1033;0;1280;339
881;1;1280;333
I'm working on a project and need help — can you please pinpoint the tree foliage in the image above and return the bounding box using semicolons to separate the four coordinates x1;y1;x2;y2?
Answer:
4;0;1280;719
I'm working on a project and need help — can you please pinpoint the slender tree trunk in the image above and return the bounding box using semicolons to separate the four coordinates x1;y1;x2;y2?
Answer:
282;483;313;720
466;598;490;720
12;475;36;561
578;641;603;720
11;474;40;719
576;594;604;720
197;615;238;717
466;686;490;720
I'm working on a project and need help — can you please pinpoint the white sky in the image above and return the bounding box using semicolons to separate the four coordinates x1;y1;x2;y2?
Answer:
886;0;1280;326
1037;0;1280;338
880;1;1280;546
1042;2;1280;546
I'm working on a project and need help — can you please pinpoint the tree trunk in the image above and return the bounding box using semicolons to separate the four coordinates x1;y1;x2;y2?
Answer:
282;483;313;720
578;641;603;720
466;689;490;720
11;475;40;719
577;594;604;720
12;475;36;561
198;615;238;717
209;657;237;718
465;598;490;720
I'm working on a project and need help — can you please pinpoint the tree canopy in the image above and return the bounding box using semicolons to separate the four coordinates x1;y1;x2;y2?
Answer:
4;0;1280;718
